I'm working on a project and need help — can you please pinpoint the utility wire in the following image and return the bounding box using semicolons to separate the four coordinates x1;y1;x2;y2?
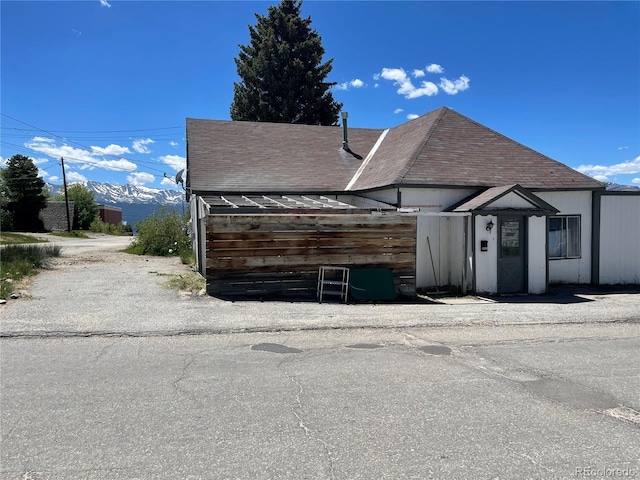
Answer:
1;114;181;176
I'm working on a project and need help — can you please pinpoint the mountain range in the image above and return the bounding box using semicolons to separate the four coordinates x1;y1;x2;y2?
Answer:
48;181;187;227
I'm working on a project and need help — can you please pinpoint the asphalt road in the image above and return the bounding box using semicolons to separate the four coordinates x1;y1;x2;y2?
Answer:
1;234;639;479
1;324;639;480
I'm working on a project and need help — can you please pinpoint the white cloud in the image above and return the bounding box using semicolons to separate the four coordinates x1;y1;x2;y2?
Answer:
38;168;50;179
95;159;137;172
336;78;365;91
132;138;154;154
407;114;419;120
25;137;137;172
439;75;470;95
161;176;178;186
72;29;82;37
100;0;111;7
394;108;404;114
127;172;155;186
91;144;131;156
159;154;186;172
169;141;178;147
632;178;640;184
67;171;88;182
618;146;629;150
26;138;97;165
413;69;425;78
378;68;438;99
426;64;444;74
576;155;640;181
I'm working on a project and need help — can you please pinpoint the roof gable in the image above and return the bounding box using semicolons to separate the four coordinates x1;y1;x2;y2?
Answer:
350;107;604;191
450;184;559;214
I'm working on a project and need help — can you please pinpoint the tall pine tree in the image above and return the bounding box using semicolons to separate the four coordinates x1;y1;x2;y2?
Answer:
230;0;342;125
3;154;47;232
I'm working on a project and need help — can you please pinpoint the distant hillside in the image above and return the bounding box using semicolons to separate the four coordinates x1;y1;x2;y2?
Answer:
47;181;187;227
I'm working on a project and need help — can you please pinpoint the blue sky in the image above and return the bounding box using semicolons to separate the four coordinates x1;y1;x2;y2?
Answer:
1;1;639;190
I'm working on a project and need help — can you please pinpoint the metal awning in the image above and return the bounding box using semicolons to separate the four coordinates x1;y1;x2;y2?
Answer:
203;194;372;214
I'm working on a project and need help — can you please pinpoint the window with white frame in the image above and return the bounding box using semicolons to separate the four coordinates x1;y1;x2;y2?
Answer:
548;216;581;259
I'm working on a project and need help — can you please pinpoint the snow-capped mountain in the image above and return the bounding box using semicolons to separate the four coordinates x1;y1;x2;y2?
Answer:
47;181;186;227
48;181;185;205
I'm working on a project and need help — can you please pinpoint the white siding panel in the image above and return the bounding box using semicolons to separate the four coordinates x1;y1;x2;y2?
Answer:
361;188;398;205
536;191;592;284
400;188;478;211
475;214;498;294
417;215;441;288
489;192;537;210
600;195;640;285
416;214;468;290
528;216;547;293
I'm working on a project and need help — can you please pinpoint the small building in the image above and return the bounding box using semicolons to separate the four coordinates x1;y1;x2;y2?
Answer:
39;201;74;232
185;106;640;298
98;205;123;226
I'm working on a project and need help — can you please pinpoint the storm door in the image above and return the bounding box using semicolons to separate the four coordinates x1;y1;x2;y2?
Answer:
498;216;526;293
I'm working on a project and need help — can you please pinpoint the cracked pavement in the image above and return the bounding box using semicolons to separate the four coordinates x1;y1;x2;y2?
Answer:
1;325;639;479
1;235;639;479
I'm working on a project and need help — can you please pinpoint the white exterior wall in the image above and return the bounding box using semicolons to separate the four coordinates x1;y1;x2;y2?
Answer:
416;214;470;290
475;214;498;293
400;188;478;212
528;216;547;294
361;188;398;205
599;195;640;285
397;188;475;291
490;192;538;209
536;191;592;284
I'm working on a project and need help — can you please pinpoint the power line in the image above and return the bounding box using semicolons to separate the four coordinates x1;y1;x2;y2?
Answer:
1;115;181;176
1;140;167;175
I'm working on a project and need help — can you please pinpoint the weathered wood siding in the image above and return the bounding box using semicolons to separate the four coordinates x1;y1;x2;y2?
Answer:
206;214;417;298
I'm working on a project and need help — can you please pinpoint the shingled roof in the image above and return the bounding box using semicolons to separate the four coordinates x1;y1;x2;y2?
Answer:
186;118;383;193
349;107;603;191
186;107;604;194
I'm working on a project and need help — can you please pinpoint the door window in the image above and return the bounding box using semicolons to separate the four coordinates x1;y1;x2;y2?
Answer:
501;220;520;256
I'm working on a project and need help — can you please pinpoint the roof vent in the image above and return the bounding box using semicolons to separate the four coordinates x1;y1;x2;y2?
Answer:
341;111;349;150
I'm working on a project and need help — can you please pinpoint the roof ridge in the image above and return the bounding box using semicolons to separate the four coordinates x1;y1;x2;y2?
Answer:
395;106;449;184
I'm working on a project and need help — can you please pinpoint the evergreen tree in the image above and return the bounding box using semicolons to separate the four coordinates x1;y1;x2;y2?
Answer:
54;184;99;230
230;0;342;125
0;168;14;231
3;154;46;232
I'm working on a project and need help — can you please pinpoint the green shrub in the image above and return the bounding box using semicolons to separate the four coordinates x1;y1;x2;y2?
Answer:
90;218;128;235
124;208;191;257
0;244;62;299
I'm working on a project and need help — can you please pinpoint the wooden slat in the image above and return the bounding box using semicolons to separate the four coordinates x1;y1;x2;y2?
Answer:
205;213;417;298
208;246;414;258
207;229;415;242
208;252;415;268
208;237;416;250
208;213;416;228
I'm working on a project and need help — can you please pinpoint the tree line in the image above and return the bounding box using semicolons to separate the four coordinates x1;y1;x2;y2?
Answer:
1;154;99;232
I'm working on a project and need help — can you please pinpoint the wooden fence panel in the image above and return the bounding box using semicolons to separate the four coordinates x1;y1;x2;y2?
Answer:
206;214;417;299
